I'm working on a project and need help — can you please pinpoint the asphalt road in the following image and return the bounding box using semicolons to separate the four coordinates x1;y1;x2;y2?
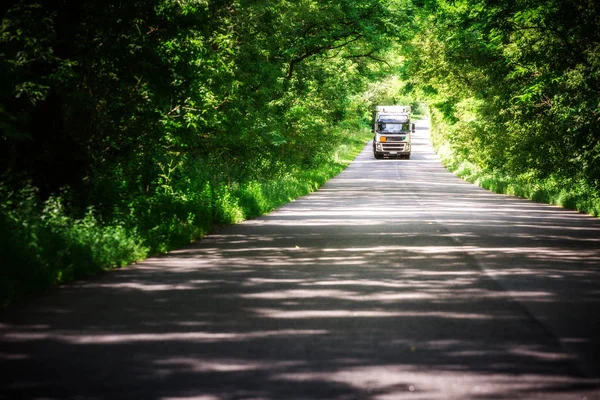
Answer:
2;119;600;400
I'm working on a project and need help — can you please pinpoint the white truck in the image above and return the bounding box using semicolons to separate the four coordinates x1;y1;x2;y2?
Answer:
372;105;415;159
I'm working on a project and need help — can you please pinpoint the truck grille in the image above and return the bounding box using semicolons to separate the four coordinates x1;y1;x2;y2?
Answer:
382;143;407;152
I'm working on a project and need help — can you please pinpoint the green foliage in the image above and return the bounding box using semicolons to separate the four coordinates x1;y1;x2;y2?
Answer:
0;184;148;306
432;107;600;216
9;0;597;305
0;0;412;304
0;118;370;306
405;0;600;215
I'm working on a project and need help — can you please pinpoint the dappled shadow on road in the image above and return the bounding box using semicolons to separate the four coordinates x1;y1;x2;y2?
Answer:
2;125;600;399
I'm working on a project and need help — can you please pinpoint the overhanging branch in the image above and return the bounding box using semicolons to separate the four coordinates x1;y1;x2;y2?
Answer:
344;49;391;68
285;34;364;79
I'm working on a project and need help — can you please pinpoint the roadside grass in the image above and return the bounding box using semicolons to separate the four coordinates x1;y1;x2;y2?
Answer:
434;140;600;217
0;125;371;307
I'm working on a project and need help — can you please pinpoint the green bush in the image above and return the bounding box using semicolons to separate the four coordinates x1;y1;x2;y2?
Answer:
0;119;372;306
0;185;148;306
432;118;600;217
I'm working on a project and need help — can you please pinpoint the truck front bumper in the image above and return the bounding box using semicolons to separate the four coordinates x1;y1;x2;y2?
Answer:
374;142;411;156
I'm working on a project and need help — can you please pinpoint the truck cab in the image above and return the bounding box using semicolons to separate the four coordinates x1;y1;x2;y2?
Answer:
372;105;415;159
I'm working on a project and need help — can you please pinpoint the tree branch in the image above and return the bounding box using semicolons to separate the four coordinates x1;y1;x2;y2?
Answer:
344;49;391;68
285;34;364;79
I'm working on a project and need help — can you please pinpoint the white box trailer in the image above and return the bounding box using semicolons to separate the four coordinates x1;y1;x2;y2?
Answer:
372;105;415;159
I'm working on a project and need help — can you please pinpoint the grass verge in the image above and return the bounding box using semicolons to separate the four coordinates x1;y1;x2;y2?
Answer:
433;132;600;218
0;125;371;307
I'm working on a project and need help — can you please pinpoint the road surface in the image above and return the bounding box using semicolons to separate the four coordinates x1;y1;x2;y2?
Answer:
2;120;600;399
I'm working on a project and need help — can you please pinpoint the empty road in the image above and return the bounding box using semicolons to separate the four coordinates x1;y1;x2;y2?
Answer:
2;120;600;399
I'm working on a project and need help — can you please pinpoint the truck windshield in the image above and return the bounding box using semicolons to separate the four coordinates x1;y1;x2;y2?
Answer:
378;122;410;133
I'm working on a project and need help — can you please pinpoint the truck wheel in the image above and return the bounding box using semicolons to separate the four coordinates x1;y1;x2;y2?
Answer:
374;152;383;159
405;154;411;160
